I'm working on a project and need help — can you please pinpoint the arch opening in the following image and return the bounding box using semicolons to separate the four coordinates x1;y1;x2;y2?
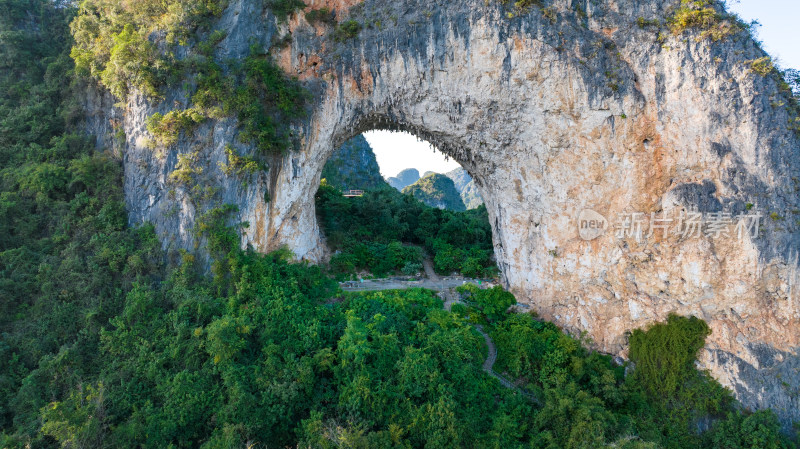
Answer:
314;129;498;283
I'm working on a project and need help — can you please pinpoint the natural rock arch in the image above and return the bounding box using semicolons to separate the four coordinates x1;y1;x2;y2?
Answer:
95;0;800;425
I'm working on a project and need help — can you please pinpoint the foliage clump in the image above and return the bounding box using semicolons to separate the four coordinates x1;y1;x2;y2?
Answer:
495;0;543;18
749;56;775;77
306;7;336;25
219;145;263;178
456;284;516;323
145;108;205;147
70;0;228;99
268;0;306;21
629;314;711;398
169;150;204;186
668;0;743;42
71;0;309;157
333;20;362;42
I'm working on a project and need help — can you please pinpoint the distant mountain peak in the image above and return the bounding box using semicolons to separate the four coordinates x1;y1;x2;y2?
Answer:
402;173;466;211
386;168;420;191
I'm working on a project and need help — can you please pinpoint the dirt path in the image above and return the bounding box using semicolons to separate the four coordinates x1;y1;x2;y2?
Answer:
444;292;540;403
422;257;439;281
476;325;497;372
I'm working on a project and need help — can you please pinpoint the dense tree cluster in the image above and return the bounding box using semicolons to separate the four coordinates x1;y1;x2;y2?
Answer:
316;183;497;278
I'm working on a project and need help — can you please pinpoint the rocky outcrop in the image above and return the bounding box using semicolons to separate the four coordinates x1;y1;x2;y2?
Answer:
321;134;387;191
99;0;800;427
386;168;421;191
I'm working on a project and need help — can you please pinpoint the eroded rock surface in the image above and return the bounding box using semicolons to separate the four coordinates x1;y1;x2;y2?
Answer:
92;0;800;426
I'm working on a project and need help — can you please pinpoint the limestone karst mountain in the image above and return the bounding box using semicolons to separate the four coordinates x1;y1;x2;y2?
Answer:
386;168;421;191
444;167;484;210
320;135;388;192
81;0;800;427
402;173;467;211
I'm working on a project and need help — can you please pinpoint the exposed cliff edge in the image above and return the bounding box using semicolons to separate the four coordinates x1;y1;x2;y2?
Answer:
84;0;800;426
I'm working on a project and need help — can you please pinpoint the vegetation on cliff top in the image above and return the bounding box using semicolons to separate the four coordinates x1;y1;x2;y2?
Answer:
71;0;309;157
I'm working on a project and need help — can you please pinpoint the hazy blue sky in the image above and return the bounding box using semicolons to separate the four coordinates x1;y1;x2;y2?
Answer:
728;0;799;69
367;0;799;179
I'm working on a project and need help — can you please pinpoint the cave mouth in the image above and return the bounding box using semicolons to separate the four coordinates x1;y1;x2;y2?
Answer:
314;130;496;281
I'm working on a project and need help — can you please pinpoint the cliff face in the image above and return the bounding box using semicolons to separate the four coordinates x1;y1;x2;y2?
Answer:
320;134;386;191
94;0;800;426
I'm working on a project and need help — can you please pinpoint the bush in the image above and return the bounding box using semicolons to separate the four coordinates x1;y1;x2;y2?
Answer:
401;262;423;276
146;108;205;147
668;0;742;41
269;0;306;20
707;410;787;449
306;7;335;25
333;20;362;41
629;314;710;397
749;56;775;77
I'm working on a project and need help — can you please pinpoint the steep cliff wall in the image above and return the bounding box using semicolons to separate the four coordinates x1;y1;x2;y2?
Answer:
320;134;387;191
94;0;800;426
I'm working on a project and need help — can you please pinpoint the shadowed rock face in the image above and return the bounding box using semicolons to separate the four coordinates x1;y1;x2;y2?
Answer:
93;0;800;426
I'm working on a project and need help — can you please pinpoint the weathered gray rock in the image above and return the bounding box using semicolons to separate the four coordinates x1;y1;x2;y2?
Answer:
92;0;800;427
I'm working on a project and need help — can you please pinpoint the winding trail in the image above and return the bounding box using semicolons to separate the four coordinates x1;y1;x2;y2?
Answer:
355;280;540;403
339;270;539;402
